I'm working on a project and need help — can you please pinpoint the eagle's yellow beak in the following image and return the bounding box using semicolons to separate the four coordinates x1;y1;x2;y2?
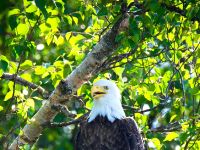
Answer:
91;85;107;99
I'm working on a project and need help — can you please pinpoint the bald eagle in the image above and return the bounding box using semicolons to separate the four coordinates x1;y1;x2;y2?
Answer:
75;79;145;150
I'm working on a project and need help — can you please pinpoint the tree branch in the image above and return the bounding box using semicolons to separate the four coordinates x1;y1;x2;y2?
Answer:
150;121;181;133
1;73;48;98
161;2;200;22
128;1;200;22
123;102;165;114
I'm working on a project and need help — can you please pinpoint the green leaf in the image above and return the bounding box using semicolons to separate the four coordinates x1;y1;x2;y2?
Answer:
0;55;9;63
45;33;53;45
34;66;46;75
113;67;125;79
0;61;7;72
72;16;78;25
151;138;161;149
128;39;136;48
63;64;72;77
15;46;24;58
170;115;177;122
4;90;24;101
4;91;13;101
151;97;160;106
136;95;147;105
190;87;200;95
181;122;189;131
0;69;3;77
164;132;179;141
16;24;29;35
77;84;90;96
20;60;33;69
55;35;64;46
26;98;35;109
65;15;72;26
47;17;60;28
21;73;32;82
97;7;108;16
0;106;3;111
35;0;48;19
0;55;9;71
39;23;51;32
86;99;93;109
26;4;38;13
115;32;125;42
129;17;138;35
8;9;20;16
53;61;64;68
9;15;18;30
65;32;72;41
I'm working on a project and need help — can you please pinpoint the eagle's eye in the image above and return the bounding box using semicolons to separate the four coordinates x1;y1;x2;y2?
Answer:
103;86;109;90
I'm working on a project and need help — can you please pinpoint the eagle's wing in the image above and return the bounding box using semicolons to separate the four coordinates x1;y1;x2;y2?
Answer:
121;118;145;150
74;119;88;150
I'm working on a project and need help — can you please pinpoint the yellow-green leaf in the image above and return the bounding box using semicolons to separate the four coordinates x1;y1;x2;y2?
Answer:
168;32;174;41
65;32;72;41
0;106;3;111
46;33;53;45
0;55;9;63
113;67;125;79
20;60;33;69
56;35;64;46
170;115;177;122
26;4;37;13
4;90;22;101
65;15;72;25
86;99;93;109
72;16;78;25
164;132;179;141
34;66;46;75
4;91;13;101
16;24;29;35
181;122;189;131
8;9;20;16
21;73;32;82
26;98;35;109
47;17;60;28
53;61;64;68
0;69;3;77
151;138;161;149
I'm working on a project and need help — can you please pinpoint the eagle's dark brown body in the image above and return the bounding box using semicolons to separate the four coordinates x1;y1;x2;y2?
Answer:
75;116;145;150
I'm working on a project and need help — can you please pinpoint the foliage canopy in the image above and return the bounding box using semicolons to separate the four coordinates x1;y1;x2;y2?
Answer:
0;0;199;149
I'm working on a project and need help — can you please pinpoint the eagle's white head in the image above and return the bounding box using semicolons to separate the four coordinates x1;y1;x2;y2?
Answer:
88;79;126;122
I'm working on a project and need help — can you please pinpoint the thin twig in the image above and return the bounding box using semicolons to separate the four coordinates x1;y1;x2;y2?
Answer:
11;53;24;150
160;2;200;22
164;45;199;101
123;103;165;114
4;54;24;117
51;104;76;118
184;136;193;150
189;133;200;149
128;1;200;22
150;121;181;133
43;112;89;128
